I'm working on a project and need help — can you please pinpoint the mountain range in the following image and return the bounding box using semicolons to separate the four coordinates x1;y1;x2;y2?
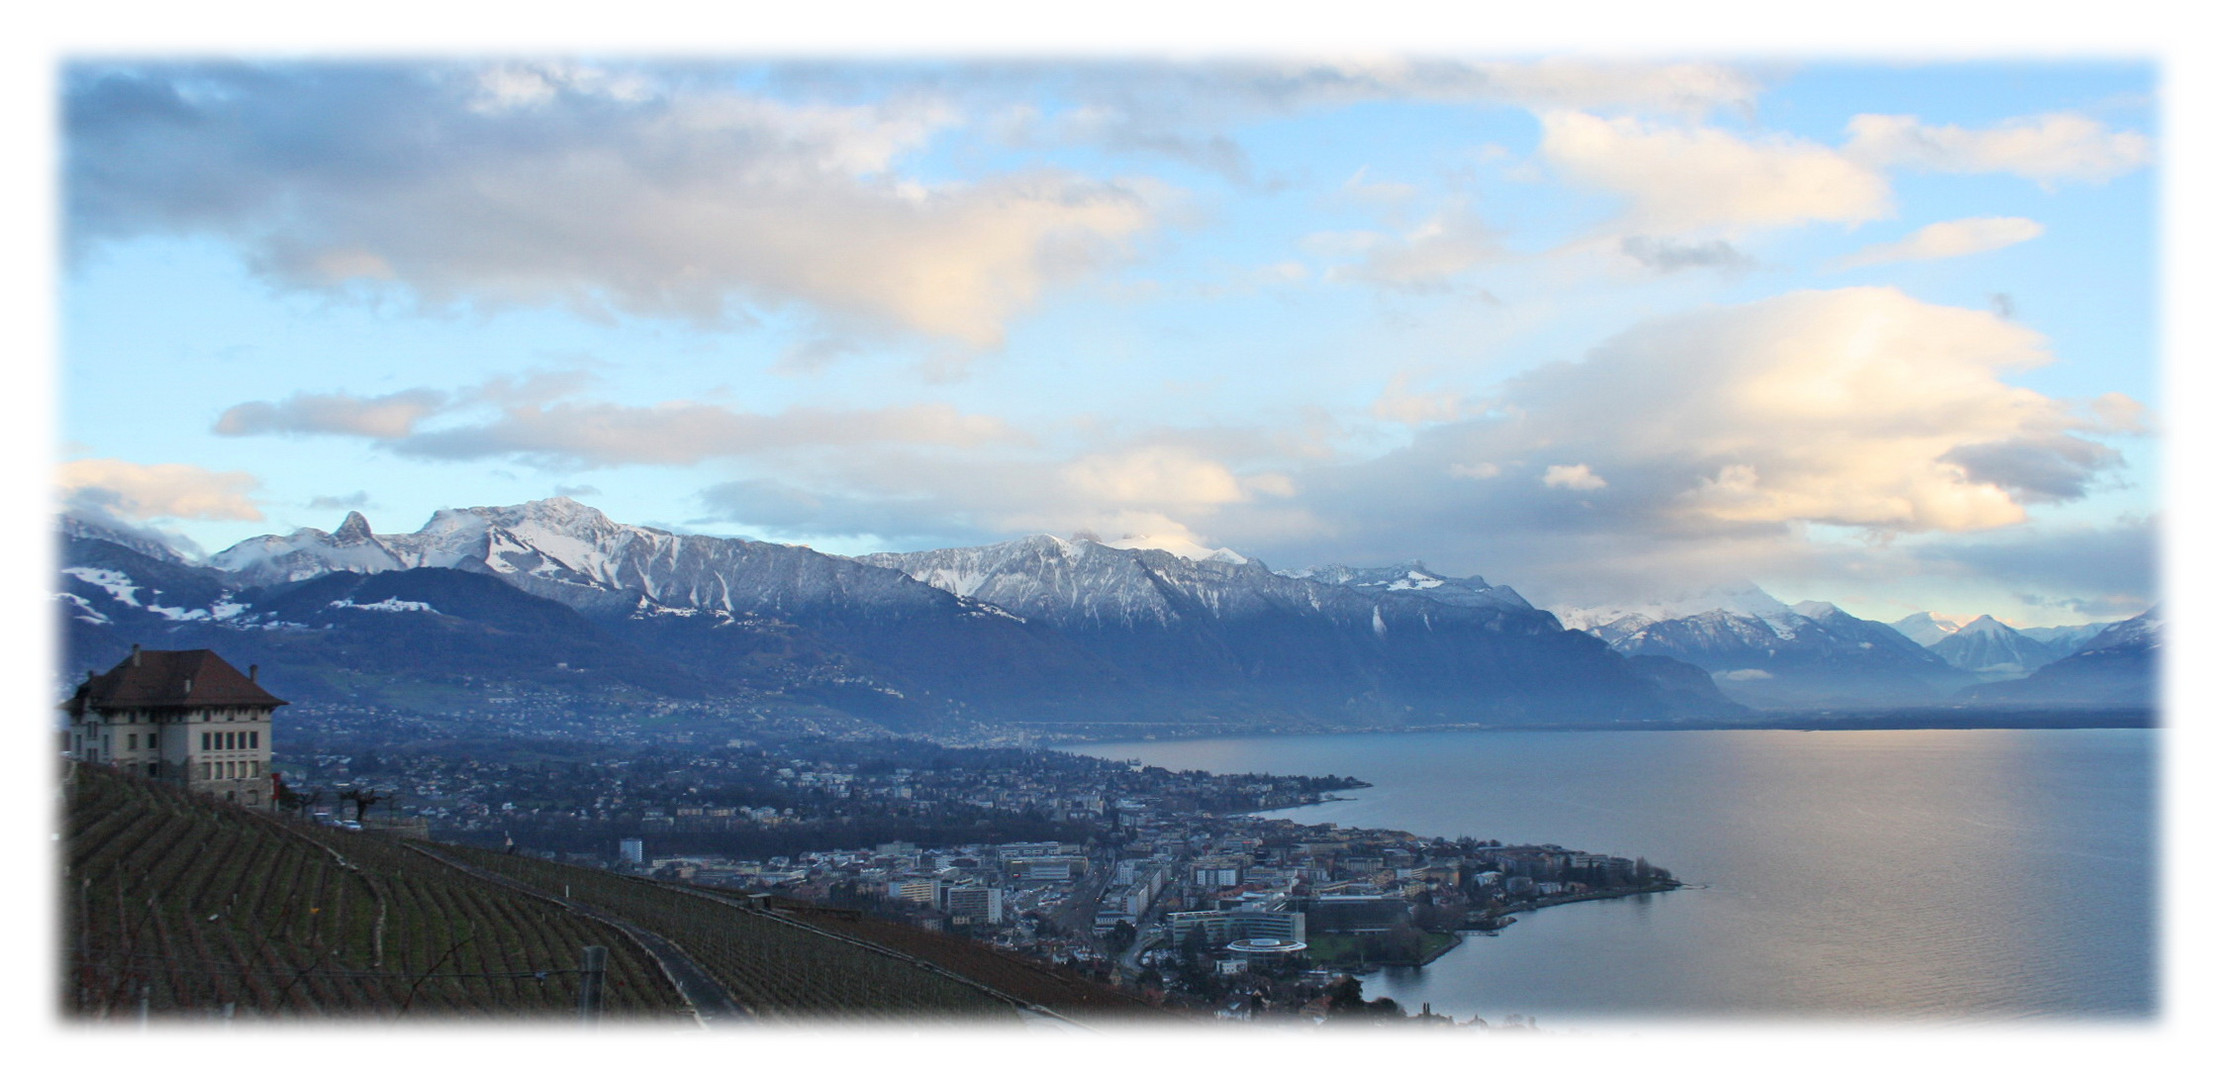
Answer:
1555;582;2154;710
56;499;2155;727
57;499;1746;733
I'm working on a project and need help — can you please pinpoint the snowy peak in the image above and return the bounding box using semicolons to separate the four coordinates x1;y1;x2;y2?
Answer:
1954;615;2015;638
2075;608;2161;654
60;513;194;565
1927;614;2059;678
210;514;406;584
331;511;377;545
1284;561;1531;611
862;532;1265;628
1889;612;1964;647
1556;580;1794;633
1097;531;1251;565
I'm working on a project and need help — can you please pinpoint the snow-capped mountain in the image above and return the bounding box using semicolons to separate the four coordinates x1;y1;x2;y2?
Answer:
1556;583;1960;708
214;498;1000;619
2018;621;2116;654
1555;581;1802;637
852;533;1733;720
56;526;713;702
2062;608;2161;660
1889;612;1964;648
1925;615;2065;679
862;537;1539;633
210;510;408;584
186;501;1741;727
1960;608;2160;707
1281;562;1533;611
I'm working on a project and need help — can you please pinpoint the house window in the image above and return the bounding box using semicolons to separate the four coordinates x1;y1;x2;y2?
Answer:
148;732;157;749
249;731;258;749
201;732;211;751
146;764;158;778
126;734;137;750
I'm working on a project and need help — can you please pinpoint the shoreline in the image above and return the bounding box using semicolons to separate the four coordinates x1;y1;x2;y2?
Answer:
1041;707;2156;748
1315;881;1683;975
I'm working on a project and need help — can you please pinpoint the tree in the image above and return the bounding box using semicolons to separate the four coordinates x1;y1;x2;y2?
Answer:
339;788;385;822
1326;974;1364;1012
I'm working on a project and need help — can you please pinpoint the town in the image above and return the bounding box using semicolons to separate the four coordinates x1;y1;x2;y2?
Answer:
266;694;1677;1021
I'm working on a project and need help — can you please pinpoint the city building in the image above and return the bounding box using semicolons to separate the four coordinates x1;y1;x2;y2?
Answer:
62;646;286;807
1167;908;1307;947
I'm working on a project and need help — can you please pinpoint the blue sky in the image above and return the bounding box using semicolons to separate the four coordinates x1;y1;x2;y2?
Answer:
55;54;2161;627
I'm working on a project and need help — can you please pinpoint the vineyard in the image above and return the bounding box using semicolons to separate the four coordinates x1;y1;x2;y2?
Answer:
755;894;1167;1021
62;762;686;1022
63;763;1157;1026
427;843;1022;1022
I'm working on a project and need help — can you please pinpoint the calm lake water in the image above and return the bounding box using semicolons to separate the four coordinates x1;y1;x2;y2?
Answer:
1067;728;2157;1024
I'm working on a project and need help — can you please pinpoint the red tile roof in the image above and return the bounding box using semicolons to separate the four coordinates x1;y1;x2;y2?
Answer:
66;648;287;713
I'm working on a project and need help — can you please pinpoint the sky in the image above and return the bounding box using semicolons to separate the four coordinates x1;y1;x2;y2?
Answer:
53;52;2164;628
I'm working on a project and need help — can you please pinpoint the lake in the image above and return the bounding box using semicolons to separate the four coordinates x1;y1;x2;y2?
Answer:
1065;728;2156;1024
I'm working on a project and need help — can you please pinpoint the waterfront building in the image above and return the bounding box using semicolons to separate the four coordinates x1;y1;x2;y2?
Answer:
1167;909;1307;947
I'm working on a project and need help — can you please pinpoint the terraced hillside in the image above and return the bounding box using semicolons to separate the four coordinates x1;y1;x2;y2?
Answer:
63;763;685;1021
424;843;1018;1022
64;763;1165;1025
423;850;1165;1022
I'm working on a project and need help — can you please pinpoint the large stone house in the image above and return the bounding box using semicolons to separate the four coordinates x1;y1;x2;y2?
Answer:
62;646;286;807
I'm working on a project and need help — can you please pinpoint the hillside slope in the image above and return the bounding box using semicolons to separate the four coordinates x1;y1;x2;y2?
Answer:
64;764;1156;1024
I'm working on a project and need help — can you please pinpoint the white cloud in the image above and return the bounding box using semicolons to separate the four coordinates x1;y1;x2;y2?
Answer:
1540;111;1892;233
1542;464;1608;491
1844;112;2152;183
215;389;449;439
1060;446;1249;507
1370;374;1468;426
1322;202;1502;291
214;381;1025;469
58;459;264;521
1263;57;1762;116
68;64;1156;347
1835;216;2045;269
1241;287;2137;604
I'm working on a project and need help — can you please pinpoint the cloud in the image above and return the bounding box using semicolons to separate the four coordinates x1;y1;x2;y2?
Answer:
1210;287;2136;603
1212;57;1761;117
1540;111;1892;233
981;58;1762;172
1620;235;1755;274
1370;374;1468;426
397;401;1024;467
1320;202;1501;291
213;378;1025;469
1542;464;1608;491
67;63;1156;346
58;459;263;521
306;491;370;511
1902;516;2156;620
215;389;448;438
1059;446;1249;507
689;432;1308;553
1835;217;2045;269
1844;112;2152;183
